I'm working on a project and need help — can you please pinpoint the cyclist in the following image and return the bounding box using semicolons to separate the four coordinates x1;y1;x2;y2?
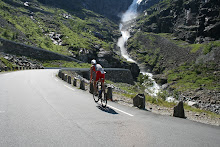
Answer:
90;59;105;96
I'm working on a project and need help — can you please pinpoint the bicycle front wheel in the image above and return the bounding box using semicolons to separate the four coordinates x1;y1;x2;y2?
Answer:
93;91;99;103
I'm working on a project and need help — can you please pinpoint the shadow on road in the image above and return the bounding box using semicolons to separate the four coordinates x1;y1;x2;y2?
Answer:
96;106;118;115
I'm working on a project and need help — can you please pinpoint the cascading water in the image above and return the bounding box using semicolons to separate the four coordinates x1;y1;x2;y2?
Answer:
117;0;161;97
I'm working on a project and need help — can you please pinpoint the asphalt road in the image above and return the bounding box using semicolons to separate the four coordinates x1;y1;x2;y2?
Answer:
0;69;219;147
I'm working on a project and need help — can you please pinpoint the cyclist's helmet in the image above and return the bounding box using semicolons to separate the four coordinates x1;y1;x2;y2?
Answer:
91;59;96;65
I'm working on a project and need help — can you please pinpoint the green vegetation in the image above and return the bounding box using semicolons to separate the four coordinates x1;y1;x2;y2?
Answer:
0;0;117;57
166;62;219;91
0;57;16;69
184;104;220;118
108;78;220;118
190;44;203;53
190;41;220;54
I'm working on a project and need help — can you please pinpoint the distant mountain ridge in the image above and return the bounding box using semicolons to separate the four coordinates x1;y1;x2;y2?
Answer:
36;0;133;22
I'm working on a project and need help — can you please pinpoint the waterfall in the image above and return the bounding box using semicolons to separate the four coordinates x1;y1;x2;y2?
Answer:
117;0;161;97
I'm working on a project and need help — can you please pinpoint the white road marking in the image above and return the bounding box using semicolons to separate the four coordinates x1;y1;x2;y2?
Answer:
64;85;75;91
108;105;134;117
55;78;58;82
0;111;5;113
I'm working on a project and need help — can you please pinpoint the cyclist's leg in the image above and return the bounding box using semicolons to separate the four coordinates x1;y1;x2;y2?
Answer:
100;73;105;92
93;80;98;95
95;71;101;94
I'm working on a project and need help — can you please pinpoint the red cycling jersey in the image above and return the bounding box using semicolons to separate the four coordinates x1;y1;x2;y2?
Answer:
91;64;105;82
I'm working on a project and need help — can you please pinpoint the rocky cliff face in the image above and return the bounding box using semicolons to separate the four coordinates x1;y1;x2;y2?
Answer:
82;0;133;22
37;0;133;22
137;0;220;43
125;0;220;114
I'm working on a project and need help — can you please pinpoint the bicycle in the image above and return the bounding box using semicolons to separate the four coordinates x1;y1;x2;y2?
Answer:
92;78;107;107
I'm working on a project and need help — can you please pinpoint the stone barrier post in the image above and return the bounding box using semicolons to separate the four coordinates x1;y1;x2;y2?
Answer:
4;66;8;71
106;86;113;101
80;79;85;90
64;74;68;82
89;82;94;94
133;94;145;109
173;101;185;118
73;78;77;87
68;76;71;84
61;73;65;80
58;70;62;78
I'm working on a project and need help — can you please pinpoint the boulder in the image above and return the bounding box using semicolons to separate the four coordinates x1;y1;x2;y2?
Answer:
133;94;145;109
173;101;185;118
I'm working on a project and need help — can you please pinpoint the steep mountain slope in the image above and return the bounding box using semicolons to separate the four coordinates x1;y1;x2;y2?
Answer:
126;0;220;113
0;0;140;78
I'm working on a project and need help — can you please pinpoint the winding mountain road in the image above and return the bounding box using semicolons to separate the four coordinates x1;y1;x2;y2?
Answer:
0;69;219;146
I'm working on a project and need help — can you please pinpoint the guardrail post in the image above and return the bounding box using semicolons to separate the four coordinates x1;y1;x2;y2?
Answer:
61;73;65;80
68;76;71;84
106;86;113;101
4;66;8;71
64;74;68;82
58;70;62;78
73;78;77;87
80;79;85;90
89;82;94;94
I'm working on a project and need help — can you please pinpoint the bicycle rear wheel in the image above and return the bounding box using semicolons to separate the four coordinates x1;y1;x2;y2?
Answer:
101;92;107;108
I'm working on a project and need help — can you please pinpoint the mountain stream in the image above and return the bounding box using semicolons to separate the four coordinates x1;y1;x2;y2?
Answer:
117;0;161;97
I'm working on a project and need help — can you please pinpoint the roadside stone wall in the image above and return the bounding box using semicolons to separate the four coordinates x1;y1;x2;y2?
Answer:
0;38;81;62
61;68;134;85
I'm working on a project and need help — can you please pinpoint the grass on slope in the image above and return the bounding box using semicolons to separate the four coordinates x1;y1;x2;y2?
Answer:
0;0;116;56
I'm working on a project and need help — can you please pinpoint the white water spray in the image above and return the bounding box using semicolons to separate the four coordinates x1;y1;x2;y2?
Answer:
117;0;161;97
